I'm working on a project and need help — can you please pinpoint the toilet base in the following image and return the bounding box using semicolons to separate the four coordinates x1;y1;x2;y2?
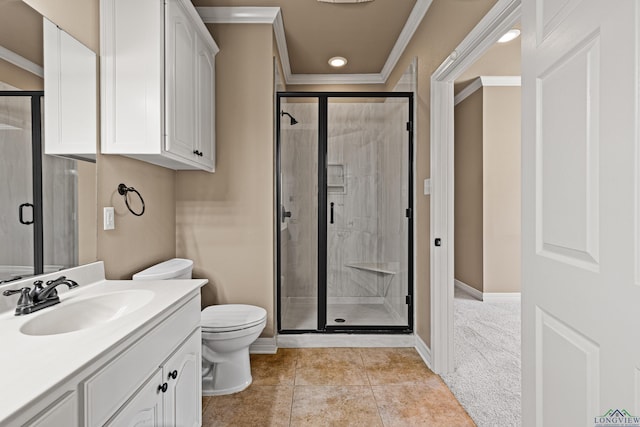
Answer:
201;347;253;396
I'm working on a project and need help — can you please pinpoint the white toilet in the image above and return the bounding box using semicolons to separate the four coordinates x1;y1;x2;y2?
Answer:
133;258;267;396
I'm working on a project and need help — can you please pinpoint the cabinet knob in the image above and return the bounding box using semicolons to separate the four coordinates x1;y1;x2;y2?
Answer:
168;370;178;380
193;150;203;157
158;382;168;393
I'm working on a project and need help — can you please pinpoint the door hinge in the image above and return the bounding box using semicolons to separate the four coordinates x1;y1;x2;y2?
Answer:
406;121;413;132
405;295;412;305
405;208;412;219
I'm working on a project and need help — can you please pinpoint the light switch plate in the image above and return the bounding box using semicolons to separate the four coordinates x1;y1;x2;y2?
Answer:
103;207;115;230
424;179;431;195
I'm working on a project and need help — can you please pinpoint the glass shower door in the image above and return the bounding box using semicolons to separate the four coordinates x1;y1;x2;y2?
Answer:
325;96;411;328
278;97;320;330
0;95;35;282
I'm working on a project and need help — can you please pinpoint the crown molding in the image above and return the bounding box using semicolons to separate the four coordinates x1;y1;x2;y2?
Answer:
286;73;385;85
197;0;433;86
0;45;44;78
454;75;521;105
380;0;432;81
196;6;279;24
272;10;292;84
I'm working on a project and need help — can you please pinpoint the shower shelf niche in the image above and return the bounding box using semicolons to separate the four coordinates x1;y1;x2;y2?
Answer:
327;164;346;194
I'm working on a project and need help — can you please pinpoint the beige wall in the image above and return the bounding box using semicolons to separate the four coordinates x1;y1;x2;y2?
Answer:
483;86;521;293
0;59;43;90
454;85;521;294
22;0;99;52
25;0;178;280
454;89;484;292
97;156;177;279
176;24;276;336
383;0;496;346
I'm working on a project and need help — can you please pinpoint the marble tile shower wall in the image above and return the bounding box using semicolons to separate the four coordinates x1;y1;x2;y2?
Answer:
378;101;409;320
327;103;382;300
280;101;409;322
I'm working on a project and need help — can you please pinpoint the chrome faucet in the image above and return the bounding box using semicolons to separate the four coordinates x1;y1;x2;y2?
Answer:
2;276;78;316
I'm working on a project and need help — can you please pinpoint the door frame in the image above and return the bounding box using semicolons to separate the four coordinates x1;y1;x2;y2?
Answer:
429;0;521;374
276;92;415;334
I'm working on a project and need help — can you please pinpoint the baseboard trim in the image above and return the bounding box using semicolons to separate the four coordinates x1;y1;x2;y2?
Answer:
483;293;521;302
454;279;483;301
414;334;432;370
250;337;278;354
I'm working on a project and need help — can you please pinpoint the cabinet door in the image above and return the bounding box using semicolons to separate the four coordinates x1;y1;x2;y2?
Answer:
196;36;215;171
100;0;163;154
106;369;163;427
163;329;201;427
43;18;97;160
165;0;197;162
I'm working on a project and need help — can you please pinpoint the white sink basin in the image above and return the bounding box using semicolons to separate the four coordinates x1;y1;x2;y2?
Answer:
20;290;155;336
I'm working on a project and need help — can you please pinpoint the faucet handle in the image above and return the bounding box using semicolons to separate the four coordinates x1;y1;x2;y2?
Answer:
2;288;26;297
3;287;33;309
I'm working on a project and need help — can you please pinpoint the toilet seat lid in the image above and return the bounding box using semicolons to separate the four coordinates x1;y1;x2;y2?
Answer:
201;304;267;332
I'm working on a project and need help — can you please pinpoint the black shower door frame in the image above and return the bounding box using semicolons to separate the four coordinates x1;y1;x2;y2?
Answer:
0;91;45;278
276;92;414;334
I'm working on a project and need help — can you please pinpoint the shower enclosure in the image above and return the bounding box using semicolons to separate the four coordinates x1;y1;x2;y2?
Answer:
0;90;78;283
277;93;413;333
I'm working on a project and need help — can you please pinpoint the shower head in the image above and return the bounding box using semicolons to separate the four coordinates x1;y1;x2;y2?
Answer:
281;110;298;125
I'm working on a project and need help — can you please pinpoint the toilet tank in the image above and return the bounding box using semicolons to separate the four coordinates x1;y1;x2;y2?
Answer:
132;258;194;280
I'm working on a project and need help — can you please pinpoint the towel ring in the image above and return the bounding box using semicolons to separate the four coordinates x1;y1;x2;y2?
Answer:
117;183;145;217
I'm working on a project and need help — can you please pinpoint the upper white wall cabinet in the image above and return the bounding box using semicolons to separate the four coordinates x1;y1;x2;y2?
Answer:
100;0;218;172
43;18;97;161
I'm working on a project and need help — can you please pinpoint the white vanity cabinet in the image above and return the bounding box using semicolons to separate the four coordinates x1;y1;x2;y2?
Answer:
43;18;97;161
100;0;218;172
106;330;202;427
85;295;201;426
24;391;78;427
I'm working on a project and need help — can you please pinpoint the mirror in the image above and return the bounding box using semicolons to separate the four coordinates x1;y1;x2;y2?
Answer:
0;0;97;282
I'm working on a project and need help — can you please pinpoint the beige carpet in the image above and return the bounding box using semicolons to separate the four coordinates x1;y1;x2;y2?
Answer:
441;289;521;427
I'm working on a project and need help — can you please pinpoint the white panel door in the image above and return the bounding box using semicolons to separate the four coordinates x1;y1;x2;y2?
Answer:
165;0;197;161
522;0;640;425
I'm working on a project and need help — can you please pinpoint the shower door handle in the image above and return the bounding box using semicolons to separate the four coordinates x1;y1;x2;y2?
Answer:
281;205;292;223
19;203;34;225
330;202;334;224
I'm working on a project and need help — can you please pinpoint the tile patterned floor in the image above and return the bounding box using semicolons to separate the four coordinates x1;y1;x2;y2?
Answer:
202;348;475;426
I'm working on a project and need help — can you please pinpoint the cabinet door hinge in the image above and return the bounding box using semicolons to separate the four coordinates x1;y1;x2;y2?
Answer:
406;121;413;132
405;208;412;219
405;295;412;305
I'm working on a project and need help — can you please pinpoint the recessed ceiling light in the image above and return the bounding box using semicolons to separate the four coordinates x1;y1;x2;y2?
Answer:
498;29;521;43
328;56;348;67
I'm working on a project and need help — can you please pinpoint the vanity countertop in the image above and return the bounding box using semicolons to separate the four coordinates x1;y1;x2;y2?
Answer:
0;262;207;423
